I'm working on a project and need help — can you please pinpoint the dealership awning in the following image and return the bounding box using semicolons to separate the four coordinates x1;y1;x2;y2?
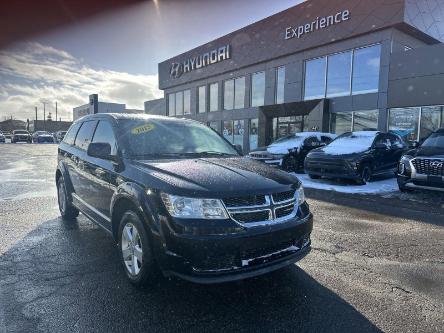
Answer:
258;99;324;118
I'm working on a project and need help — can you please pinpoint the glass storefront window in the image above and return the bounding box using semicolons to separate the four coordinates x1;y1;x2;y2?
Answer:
224;77;245;110
175;91;183;116
249;118;258;151
209;83;218;112
273;116;303;140
168;93;175;116
224;79;234;110
233;120;245;149
223;120;233;143
251;71;265;107
352;44;381;95
276;66;285;104
304;57;326;100
388;107;420;141
420;106;443;140
331;112;352;134
234;77;245;109
353;110;379;131
327;51;352;98
198;86;206;113
183;90;191;115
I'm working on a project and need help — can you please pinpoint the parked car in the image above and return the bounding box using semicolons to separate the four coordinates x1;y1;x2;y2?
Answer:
55;130;67;143
397;128;444;192
11;129;32;143
304;131;408;184
249;132;336;172
0;131;5;143
32;131;55;143
56;114;312;286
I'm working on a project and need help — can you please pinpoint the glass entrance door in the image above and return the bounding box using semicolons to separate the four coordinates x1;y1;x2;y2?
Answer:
272;116;304;140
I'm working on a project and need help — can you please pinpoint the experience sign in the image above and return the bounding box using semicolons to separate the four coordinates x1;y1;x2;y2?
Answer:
285;9;351;40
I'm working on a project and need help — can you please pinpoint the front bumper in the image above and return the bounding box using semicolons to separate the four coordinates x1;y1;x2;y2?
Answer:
158;212;313;284
397;159;444;192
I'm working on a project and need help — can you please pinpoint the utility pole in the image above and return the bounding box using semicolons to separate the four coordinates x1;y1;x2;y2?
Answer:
55;101;58;122
42;102;46;131
35;106;37;121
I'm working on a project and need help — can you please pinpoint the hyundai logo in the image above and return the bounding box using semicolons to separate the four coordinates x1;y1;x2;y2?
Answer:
430;161;443;168
170;62;183;79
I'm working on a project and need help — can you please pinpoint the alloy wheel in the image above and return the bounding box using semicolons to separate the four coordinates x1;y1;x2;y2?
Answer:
121;223;143;276
58;180;66;214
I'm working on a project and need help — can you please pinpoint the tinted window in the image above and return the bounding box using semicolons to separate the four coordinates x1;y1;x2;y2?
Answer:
321;136;334;144
168;93;175;116
251;71;265;107
304;137;320;147
422;133;444;148
374;134;391;148
183;90;191;115
352;45;381;95
327;51;352;98
92;121;117;155
388;134;405;148
275;66;285;104
304;57;326;100
209;83;218;112
63;122;81;145
198;86;206;113
74;121;97;151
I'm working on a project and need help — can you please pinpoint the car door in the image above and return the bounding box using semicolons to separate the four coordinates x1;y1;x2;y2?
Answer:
71;120;98;207
59;121;82;195
85;120;119;221
372;134;391;172
388;133;407;169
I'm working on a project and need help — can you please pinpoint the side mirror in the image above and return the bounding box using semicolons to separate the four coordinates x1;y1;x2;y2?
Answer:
374;143;389;150
87;142;114;161
409;141;420;149
233;144;243;155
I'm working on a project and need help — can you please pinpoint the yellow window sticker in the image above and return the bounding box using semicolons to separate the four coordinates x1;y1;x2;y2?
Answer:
131;124;155;135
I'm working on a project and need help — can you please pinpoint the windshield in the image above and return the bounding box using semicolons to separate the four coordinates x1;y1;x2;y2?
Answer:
323;132;375;155
422;133;444;148
118;119;239;158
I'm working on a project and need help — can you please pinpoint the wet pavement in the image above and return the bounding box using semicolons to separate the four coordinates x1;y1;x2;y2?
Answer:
0;144;443;332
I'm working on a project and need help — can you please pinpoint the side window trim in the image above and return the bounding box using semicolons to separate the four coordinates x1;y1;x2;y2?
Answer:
74;120;98;151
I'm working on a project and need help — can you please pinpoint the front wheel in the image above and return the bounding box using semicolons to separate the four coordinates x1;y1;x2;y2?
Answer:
57;176;79;220
118;211;160;287
357;165;372;185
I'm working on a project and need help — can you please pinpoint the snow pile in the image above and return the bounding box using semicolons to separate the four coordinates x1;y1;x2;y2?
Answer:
294;173;398;194
322;131;377;155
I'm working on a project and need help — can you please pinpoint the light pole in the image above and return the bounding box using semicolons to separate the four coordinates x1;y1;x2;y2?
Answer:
42;102;46;131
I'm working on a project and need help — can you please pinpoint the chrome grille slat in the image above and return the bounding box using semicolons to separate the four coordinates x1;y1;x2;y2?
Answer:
412;158;444;176
223;190;297;226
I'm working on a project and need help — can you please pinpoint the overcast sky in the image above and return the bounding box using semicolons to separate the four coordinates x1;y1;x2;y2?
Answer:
0;0;304;122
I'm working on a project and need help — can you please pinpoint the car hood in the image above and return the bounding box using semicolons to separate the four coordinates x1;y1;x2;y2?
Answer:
129;157;300;197
307;147;368;160
410;146;444;159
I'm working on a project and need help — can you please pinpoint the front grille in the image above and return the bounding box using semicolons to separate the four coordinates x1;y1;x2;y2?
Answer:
307;158;346;167
223;189;297;225
231;210;271;223
275;204;295;219
412;158;444;176
223;195;266;208
272;190;295;203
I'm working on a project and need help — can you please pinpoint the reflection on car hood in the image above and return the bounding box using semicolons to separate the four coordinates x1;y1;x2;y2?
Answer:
131;157;299;197
308;147;368;159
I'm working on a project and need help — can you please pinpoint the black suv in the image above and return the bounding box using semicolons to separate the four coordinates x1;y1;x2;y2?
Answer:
56;114;312;285
397;128;444;192
304;131;407;184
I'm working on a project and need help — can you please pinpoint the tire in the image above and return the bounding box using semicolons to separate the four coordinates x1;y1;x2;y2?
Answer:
118;210;160;287
57;176;79;220
308;174;321;180
397;178;413;192
357;164;372;185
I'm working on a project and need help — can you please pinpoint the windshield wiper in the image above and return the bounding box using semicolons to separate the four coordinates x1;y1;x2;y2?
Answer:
180;151;237;157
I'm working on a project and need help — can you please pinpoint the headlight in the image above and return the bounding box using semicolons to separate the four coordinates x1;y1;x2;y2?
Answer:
400;155;413;164
296;185;305;206
160;193;228;219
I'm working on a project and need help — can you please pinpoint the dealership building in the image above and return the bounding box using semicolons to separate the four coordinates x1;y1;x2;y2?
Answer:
158;0;444;152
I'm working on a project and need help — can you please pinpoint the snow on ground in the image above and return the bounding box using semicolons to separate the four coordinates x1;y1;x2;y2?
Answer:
293;173;399;195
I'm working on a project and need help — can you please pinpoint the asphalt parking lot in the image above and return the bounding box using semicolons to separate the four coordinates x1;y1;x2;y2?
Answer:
0;144;443;333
